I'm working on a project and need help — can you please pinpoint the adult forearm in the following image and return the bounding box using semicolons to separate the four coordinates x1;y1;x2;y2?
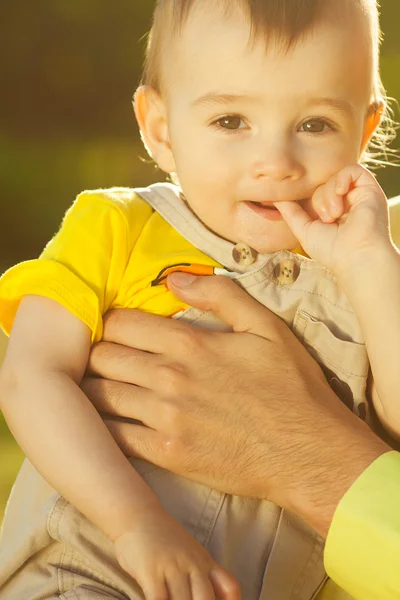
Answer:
0;370;161;541
273;400;389;538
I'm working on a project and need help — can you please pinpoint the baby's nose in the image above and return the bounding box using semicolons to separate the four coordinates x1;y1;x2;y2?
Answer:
252;145;305;182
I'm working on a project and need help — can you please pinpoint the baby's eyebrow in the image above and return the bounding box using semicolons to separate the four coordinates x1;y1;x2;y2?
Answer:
309;97;356;117
191;92;256;108
191;92;356;117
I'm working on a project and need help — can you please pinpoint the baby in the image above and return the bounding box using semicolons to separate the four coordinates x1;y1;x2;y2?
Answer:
0;1;399;599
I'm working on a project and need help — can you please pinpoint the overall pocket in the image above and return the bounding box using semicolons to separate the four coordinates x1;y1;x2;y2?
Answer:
293;310;369;418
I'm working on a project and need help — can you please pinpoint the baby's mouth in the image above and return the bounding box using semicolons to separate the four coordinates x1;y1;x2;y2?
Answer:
244;200;284;221
252;201;278;210
253;199;308;209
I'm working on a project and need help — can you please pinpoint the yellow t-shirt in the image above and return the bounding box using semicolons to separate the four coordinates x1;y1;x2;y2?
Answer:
0;188;221;343
2;189;398;345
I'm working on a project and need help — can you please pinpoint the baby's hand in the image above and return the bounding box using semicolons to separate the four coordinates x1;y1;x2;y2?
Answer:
275;164;392;277
113;508;240;600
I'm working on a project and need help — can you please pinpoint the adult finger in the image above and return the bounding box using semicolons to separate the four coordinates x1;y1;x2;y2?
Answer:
104;420;237;494
104;420;171;464
102;308;191;354
166;273;286;340
86;341;160;387
81;377;162;427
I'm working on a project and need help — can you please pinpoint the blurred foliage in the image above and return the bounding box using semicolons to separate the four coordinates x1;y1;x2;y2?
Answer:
0;0;153;138
0;1;400;520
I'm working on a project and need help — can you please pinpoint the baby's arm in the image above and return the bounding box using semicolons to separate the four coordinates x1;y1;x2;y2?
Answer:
0;295;235;599
337;242;400;438
0;294;161;539
276;165;400;438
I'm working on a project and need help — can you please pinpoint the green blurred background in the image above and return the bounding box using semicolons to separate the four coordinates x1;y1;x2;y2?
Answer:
0;1;399;522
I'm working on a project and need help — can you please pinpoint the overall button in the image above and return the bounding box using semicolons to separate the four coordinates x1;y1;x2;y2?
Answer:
274;259;300;285
232;243;257;266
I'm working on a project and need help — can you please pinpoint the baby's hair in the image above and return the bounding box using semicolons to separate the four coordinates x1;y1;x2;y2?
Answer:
141;0;398;169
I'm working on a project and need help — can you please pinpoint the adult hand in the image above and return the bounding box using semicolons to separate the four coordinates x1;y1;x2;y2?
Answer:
82;274;389;537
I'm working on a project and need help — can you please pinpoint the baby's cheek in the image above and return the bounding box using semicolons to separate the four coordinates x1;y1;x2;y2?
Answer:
308;142;356;183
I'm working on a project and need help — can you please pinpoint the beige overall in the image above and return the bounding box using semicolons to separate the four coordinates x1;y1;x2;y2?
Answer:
0;183;367;600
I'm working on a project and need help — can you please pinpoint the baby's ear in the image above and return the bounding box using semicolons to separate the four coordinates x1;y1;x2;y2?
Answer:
360;99;385;153
133;86;176;174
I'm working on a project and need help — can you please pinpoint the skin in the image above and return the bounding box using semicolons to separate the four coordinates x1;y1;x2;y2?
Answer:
135;2;377;254
82;3;400;597
277;166;400;437
83;273;389;538
1;4;395;600
83;2;400;593
83;165;399;547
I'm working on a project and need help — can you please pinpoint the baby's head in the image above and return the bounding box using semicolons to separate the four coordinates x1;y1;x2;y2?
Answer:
135;0;389;253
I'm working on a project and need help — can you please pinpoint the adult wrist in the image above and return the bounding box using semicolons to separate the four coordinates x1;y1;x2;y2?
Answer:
282;419;390;538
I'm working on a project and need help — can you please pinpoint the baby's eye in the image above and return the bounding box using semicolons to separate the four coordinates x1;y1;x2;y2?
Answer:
299;118;332;134
213;115;246;131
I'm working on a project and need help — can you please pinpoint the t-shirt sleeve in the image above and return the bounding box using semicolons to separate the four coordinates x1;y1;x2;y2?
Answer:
324;451;400;599
0;191;134;343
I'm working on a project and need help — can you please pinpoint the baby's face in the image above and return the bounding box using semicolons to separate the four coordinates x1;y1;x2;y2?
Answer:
162;4;374;253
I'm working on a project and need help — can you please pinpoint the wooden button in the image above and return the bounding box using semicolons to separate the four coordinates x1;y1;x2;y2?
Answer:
274;259;299;285
232;243;257;266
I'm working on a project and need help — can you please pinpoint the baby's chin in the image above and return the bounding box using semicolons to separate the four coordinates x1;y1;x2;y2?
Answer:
240;230;300;255
252;241;300;255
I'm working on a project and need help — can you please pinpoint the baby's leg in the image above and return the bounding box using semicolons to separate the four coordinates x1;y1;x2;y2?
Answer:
0;457;228;600
0;460;142;600
0;456;325;600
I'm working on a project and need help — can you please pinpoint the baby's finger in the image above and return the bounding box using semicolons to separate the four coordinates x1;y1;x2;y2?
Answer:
209;566;242;600
166;570;192;600
189;570;217;600
335;168;354;197
274;201;313;243
312;179;342;223
140;578;169;600
327;175;347;219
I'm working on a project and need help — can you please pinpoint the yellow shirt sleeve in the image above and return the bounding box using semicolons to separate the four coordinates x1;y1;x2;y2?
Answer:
0;189;151;343
324;451;400;600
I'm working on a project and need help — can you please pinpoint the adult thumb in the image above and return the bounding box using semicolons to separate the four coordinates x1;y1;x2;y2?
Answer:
167;272;283;338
